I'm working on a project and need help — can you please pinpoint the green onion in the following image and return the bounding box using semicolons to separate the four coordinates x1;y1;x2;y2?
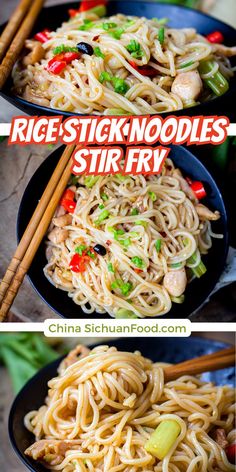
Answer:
75;245;87;255
94;46;105;59
155;239;162;252
106;108;132;116
84;176;100;188
131;256;144;269
131;208;139;216
116;174;127;182
99;71;112;83
135;220;148;228
115;308;138;319
99;204;105;209
170;262;182;269
112;76;129;95
111;280;133;296
152;17;169;25
107;262;114;273
158;27;165;44
124;19;136;27
186;249;207;278
78;19;94;31
94;210;110;225
119;237;131;247
145;420;181;460
109;28;124;39
149;191;157;201
85;4;107;17
199;60;229;96
171;295;185;304
179;60;194;69
102;22;117;30
101;193;109;201
87;250;96;259
126;40;143;59
53;44;77;55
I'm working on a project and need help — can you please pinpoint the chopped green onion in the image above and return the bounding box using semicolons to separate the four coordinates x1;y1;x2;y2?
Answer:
149;191;157;201
119;237;131;247
87;250;96;259
126;40;144;59
111;280;133;296
84;176;100;188
170;262;182;269
107;262;114;273
53;44;77;55
86;4;106;17
186;249;207;278
99;204;105;209
75;245;87;255
115;308;138;319
106;108;132;116
101;193;109;201
112;76;129;95
171;295;185;304
135;220;148;228
131;208;139;216
131;256;144;268
179;60;194;69
94;210;110;225
158;27;165;44
155;239;162;252
99;71;112;83
124;19;135;27
199;60;229;96
94;46;105;59
152;17;169;25
145;420;181;460
78;19;94;31
102;22;117;30
116;174;127;182
109;28;124;39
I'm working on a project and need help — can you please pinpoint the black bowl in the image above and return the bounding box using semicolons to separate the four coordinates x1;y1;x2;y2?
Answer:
1;1;236;119
8;336;235;472
17;144;228;320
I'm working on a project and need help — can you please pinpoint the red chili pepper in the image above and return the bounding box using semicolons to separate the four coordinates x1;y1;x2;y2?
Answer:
190;181;207;200
34;29;51;43
106;240;112;246
47;59;67;74
129;61;157;77
69;253;90;273
68;8;80;17
79;0;108;12
134;268;142;274
63;51;80;63
61;199;76;213
225;444;236;464
206;31;224;44
61;188;75;201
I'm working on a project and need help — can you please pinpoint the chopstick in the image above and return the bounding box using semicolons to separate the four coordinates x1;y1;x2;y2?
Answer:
0;0;33;62
0;0;45;90
0;144;75;322
164;347;235;382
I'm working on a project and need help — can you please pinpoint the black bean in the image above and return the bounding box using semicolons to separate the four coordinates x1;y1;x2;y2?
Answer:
77;42;94;56
93;244;107;256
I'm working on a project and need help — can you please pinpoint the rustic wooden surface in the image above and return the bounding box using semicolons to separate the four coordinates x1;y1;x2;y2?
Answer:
0;333;235;472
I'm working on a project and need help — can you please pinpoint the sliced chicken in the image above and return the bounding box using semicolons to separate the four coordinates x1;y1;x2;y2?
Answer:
171;71;203;103
173;169;196;201
48;227;69;244
213;44;236;57
195;203;220;221
214;428;228;449
52;214;72;228
163;268;187;297
23;40;45;66
23;85;50;107
25;440;80;466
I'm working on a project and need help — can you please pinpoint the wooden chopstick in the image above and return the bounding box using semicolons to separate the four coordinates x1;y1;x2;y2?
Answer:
0;0;45;90
0;145;75;322
164;347;235;382
0;0;33;62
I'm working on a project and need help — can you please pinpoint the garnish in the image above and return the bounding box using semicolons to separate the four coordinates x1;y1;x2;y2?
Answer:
126;39;144;59
94;46;105;58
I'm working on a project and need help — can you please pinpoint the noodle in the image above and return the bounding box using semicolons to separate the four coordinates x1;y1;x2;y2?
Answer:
24;345;236;471
44;158;222;318
12;10;236;115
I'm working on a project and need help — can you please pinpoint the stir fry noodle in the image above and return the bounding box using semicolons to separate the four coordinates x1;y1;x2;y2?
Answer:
12;6;236;115
44;158;222;318
24;345;236;471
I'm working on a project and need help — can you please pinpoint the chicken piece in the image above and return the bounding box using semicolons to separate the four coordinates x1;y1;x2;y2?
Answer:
52;214;72;228
171;71;202;103
48;227;69;244
54;205;66;218
25;440;79;466
23;39;45;66
214;429;228;449
173;169;196;201
23;85;50;107
213;44;236;57
195;203;220;221
163;268;187;297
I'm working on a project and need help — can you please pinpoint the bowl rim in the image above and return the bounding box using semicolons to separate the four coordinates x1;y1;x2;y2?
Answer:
16;144;229;320
8;336;234;472
1;0;236;118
